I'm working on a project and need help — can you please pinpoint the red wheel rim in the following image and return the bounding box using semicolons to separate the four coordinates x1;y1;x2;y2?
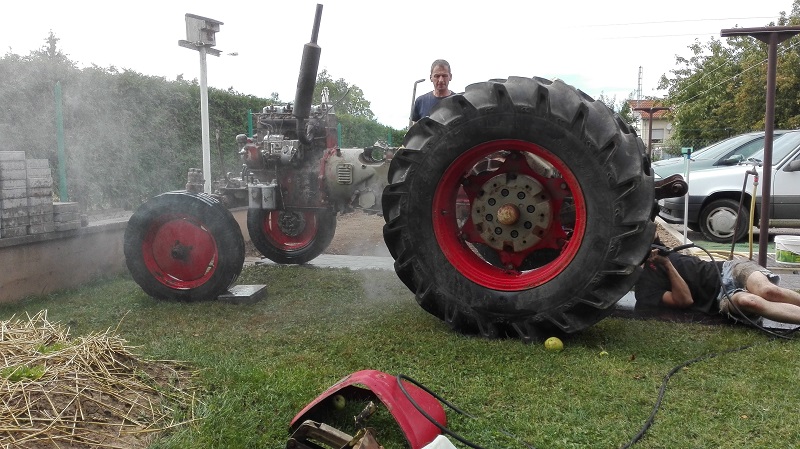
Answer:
432;139;587;291
260;211;320;251
142;213;219;290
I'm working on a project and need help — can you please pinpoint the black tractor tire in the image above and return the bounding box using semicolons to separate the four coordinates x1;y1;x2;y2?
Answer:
382;77;655;341
698;198;750;243
124;191;245;301
247;208;336;264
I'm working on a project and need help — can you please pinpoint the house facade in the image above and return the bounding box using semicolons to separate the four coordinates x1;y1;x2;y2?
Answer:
627;99;674;160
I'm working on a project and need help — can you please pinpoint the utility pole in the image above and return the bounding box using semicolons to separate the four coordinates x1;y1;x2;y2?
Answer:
179;14;223;194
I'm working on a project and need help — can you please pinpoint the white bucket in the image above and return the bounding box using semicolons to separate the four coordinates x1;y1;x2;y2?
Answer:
775;235;800;267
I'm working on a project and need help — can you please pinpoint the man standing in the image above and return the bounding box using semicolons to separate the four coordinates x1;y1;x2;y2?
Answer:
411;59;454;123
635;245;800;325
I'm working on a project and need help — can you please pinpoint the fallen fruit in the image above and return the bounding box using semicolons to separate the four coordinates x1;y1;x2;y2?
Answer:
544;337;564;352
332;394;346;410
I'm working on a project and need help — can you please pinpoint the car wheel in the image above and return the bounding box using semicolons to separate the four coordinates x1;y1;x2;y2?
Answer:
698;198;749;243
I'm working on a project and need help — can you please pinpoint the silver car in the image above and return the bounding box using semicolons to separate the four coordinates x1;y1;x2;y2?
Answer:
658;130;800;242
652;130;788;178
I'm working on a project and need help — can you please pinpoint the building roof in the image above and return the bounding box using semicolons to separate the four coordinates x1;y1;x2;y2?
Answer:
628;99;670;119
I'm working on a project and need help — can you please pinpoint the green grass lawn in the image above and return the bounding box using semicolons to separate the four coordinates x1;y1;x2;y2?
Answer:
2;265;799;449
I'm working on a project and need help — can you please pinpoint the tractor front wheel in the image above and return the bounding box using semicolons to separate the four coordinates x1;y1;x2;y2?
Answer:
124;191;245;301
247;208;337;264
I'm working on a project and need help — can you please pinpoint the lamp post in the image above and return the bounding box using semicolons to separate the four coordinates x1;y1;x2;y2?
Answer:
409;78;426;127
720;25;800;266
633;106;670;160
179;14;223;194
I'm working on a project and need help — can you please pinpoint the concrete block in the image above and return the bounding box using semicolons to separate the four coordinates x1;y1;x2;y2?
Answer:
54;221;81;232
27;222;55;234
0;206;28;220
2;215;30;227
28;203;53;216
0;225;27;238
0;168;26;180
0;179;26;190
0;197;27;209
53;202;80;213
27;186;52;198
26;177;53;189
218;284;268;304
0;151;25;161
25;167;51;178
27;196;53;207
29;213;54;225
0;188;27;200
25;159;50;169
0;160;26;171
53;211;79;223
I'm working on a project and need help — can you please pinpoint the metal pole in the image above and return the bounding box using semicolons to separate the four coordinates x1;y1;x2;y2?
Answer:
720;25;800;266
409;78;426;127
756;35;779;267
199;46;211;193
633;107;669;160
54;81;68;202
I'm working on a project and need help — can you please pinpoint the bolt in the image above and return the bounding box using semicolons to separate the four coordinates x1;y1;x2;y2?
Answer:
496;204;520;225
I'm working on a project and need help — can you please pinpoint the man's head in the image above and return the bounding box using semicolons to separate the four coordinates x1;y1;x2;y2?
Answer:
429;59;452;97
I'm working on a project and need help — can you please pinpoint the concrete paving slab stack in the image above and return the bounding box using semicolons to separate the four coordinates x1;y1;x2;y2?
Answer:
0;151;29;238
26;159;55;235
53;202;81;231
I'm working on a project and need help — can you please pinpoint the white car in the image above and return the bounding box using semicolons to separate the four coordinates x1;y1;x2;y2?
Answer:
652;130;788;178
658;130;800;243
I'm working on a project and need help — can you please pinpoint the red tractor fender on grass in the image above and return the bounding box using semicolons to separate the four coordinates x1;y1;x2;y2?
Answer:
290;370;446;449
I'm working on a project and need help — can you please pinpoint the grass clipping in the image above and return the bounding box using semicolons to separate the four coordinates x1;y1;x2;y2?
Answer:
0;311;197;449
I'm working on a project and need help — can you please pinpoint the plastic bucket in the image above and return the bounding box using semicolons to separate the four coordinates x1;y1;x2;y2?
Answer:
775;235;800;267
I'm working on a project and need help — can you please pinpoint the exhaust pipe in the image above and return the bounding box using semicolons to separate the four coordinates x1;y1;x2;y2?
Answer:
294;4;323;143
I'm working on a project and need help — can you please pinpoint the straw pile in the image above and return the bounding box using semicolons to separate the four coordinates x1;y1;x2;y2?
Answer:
0;311;197;448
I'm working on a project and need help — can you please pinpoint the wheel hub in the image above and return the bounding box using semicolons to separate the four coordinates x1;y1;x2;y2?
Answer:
170;241;193;262
470;173;552;251
708;208;736;236
278;211;306;237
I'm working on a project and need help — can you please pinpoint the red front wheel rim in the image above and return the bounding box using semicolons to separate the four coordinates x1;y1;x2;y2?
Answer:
260;211;320;251
141;214;219;290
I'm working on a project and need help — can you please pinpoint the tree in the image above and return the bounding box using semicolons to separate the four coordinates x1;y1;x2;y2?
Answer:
313;69;374;119
659;2;800;148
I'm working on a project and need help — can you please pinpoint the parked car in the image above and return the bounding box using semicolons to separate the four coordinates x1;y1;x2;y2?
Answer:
652;130;789;178
658;130;800;243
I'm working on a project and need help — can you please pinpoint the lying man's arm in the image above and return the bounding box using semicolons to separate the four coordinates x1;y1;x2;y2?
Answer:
650;250;694;308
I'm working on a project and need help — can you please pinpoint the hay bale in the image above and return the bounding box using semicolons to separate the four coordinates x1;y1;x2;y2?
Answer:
0;311;197;448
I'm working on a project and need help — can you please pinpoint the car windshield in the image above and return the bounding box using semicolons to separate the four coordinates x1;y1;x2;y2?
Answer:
690;134;761;160
747;131;800;165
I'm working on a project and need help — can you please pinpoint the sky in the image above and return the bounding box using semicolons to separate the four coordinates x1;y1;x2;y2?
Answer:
2;0;795;130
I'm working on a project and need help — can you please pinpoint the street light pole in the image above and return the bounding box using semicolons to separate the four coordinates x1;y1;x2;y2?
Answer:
409;78;426;127
179;14;223;194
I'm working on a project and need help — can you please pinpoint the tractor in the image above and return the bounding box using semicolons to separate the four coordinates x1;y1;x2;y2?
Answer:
124;4;682;341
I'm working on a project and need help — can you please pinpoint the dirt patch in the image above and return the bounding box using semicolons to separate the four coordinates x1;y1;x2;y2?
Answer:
245;210;389;258
325;211;389;256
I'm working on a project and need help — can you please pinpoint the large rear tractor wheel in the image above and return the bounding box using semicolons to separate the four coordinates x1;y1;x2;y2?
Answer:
382;77;655;341
247;208;336;264
124;191;245;301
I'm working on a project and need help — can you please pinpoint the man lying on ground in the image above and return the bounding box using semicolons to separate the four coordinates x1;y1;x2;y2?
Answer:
634;240;800;324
